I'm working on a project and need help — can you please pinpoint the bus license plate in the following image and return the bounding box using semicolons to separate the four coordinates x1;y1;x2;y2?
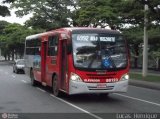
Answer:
97;83;106;88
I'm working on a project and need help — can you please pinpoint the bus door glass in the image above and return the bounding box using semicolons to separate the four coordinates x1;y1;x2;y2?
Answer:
32;38;41;82
46;35;59;85
61;40;67;90
41;39;48;83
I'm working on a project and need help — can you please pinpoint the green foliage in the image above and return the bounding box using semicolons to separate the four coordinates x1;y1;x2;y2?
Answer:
72;0;160;29
123;26;160;47
0;21;44;60
11;0;74;30
148;27;160;44
122;27;143;45
1;23;44;44
130;72;160;82
119;0;144;26
0;5;10;17
3;24;30;44
1;0;160;62
0;20;10;35
138;0;160;24
117;0;160;27
0;0;15;17
72;0;122;28
3;0;15;3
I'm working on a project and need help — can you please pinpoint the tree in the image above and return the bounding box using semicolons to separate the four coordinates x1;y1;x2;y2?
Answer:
119;0;160;28
119;0;160;68
25;15;57;30
0;20;10;34
72;0;123;29
123;26;160;68
11;0;75;30
0;21;10;60
0;0;15;17
0;23;44;60
123;27;143;68
0;5;10;17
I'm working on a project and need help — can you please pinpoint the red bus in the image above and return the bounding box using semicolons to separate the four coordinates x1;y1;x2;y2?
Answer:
24;27;129;96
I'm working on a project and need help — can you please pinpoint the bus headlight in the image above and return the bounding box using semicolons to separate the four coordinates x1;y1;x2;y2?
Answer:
120;74;129;81
70;73;82;82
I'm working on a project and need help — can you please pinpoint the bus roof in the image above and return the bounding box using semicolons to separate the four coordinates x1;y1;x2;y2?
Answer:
26;27;120;40
62;27;120;34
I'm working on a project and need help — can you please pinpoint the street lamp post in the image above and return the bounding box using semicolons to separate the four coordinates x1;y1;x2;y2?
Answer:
142;1;148;78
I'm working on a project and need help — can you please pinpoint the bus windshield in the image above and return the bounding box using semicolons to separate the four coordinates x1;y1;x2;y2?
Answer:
72;33;128;70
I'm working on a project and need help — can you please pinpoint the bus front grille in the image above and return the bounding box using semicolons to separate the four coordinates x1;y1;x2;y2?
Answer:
87;86;114;90
86;73;116;80
86;73;116;76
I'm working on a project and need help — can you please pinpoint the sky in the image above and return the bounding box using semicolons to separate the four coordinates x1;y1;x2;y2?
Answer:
0;1;32;25
0;10;32;25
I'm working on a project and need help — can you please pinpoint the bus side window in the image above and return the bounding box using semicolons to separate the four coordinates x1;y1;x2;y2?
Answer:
25;38;41;55
48;35;59;56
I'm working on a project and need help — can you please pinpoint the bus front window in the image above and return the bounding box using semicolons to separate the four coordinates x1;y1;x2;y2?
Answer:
72;33;128;70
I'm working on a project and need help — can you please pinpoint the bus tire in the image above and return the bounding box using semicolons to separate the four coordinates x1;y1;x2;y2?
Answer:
30;69;37;86
15;69;18;74
52;75;60;97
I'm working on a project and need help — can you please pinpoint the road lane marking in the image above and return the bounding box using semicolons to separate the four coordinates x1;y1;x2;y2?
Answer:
50;94;102;119
21;80;27;83
115;93;160;107
36;87;46;93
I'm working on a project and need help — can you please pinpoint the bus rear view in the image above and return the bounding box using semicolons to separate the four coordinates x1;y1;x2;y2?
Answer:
68;28;129;95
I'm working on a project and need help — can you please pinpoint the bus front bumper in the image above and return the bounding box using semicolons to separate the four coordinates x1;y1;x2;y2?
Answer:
69;80;128;95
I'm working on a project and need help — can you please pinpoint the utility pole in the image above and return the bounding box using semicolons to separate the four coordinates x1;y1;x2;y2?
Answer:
142;0;148;77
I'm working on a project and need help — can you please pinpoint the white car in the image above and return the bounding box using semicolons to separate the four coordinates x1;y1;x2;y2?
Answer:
13;59;25;74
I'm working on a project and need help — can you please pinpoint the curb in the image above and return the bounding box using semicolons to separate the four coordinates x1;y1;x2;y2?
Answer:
129;79;160;91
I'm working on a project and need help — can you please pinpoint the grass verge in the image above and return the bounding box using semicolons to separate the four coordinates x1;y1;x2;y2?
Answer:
129;73;160;82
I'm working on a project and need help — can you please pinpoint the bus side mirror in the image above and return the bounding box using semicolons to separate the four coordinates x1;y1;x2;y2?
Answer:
67;44;72;54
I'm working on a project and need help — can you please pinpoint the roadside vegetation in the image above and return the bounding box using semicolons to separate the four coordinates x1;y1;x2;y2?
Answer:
130;73;160;82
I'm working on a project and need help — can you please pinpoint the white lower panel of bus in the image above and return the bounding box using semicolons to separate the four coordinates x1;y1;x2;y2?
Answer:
69;79;128;95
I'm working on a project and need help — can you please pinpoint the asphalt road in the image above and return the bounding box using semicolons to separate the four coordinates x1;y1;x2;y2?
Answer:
0;64;160;119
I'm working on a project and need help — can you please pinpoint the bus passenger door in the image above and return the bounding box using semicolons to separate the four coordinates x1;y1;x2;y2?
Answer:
41;40;47;85
61;40;67;90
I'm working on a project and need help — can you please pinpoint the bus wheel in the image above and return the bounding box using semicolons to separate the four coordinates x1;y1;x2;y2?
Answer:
30;69;37;86
52;75;60;97
15;69;18;74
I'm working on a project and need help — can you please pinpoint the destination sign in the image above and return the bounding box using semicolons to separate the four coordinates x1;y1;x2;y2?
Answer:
76;35;115;42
